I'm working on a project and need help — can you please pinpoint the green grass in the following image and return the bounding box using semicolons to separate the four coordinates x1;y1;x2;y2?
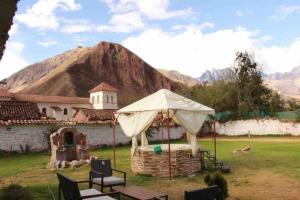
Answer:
1;137;300;199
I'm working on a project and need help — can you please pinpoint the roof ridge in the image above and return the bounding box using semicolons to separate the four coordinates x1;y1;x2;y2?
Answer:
89;82;119;93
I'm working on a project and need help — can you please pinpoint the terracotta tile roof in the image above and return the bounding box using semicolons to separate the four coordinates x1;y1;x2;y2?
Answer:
0;89;12;97
0;101;41;120
0;119;112;126
73;108;115;122
0;120;112;126
89;82;119;93
13;93;90;104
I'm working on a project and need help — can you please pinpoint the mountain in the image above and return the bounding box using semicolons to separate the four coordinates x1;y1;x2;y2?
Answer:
197;68;234;83
3;41;182;106
264;65;300;100
157;69;200;87
197;66;300;100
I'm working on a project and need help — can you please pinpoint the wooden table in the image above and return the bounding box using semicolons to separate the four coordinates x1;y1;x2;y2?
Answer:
112;186;168;200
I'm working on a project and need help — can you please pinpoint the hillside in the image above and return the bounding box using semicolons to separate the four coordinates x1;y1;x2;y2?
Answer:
264;65;300;100
3;42;181;106
157;69;200;87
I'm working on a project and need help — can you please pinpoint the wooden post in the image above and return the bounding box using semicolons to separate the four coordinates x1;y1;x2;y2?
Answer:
167;109;171;180
112;114;116;169
213;120;217;165
161;121;164;144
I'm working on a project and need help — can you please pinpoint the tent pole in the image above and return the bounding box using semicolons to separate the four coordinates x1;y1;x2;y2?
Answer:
161;110;164;144
167;109;171;180
161;122;164;144
112;114;116;169
213;120;216;166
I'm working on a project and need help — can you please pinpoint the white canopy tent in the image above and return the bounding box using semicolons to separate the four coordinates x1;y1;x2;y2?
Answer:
113;89;215;179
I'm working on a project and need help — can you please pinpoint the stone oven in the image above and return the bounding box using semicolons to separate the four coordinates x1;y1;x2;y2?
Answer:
49;127;90;168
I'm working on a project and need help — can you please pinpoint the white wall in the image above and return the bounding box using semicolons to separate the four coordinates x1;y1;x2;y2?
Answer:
37;103;91;120
0;125;185;152
216;119;300;136
90;91;118;110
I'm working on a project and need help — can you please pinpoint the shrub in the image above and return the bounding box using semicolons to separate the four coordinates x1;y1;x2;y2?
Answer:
1;184;32;200
204;172;228;200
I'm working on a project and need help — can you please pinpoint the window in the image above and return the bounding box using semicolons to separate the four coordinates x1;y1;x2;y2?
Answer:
64;108;68;115
42;108;47;114
97;95;99;104
92;96;95;104
111;95;113;103
106;95;109;103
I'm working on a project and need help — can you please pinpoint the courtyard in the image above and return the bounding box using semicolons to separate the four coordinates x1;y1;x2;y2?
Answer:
1;136;300;200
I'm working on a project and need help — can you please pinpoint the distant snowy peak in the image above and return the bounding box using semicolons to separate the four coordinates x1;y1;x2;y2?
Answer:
197;68;234;83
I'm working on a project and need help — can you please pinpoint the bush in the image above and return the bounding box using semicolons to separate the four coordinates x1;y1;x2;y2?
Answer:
204;172;228;200
1;184;32;200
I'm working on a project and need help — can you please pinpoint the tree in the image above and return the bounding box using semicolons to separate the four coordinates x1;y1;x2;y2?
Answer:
182;51;284;121
232;52;283;118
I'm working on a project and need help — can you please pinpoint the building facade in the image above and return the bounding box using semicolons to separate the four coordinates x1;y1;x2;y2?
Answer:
0;82;118;121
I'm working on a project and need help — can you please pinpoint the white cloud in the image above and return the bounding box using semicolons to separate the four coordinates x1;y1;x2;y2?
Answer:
101;0;193;20
38;40;58;47
122;26;300;77
60;20;94;33
8;23;19;36
96;12;144;33
172;22;214;31
260;35;273;42
16;0;81;30
271;5;300;20
97;0;194;33
122;27;256;77
256;39;300;73
134;0;193;20
0;42;29;79
235;10;253;17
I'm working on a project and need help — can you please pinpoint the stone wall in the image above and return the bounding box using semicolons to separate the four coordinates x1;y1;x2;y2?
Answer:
216;119;300;136
0;124;185;152
131;148;201;177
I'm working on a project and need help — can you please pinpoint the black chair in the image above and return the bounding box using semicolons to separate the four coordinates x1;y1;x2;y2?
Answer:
89;159;126;192
184;185;220;200
57;172;120;200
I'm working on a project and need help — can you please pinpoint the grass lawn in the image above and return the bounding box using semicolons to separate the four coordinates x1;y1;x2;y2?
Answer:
1;136;300;200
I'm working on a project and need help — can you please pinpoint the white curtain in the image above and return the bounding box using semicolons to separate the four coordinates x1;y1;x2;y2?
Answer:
116;110;158;137
173;110;207;156
116;110;157;155
141;131;149;146
131;136;138;156
186;132;199;156
174;110;207;134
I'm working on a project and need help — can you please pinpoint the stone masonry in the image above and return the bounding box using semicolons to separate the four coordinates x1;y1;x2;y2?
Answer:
131;147;202;177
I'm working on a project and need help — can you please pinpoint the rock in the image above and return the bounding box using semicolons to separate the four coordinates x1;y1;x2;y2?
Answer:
90;156;98;160
56;161;62;169
79;159;86;165
61;161;69;169
85;159;91;165
69;160;78;169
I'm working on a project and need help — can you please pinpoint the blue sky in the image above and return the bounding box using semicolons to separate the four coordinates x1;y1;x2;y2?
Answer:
1;0;300;79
